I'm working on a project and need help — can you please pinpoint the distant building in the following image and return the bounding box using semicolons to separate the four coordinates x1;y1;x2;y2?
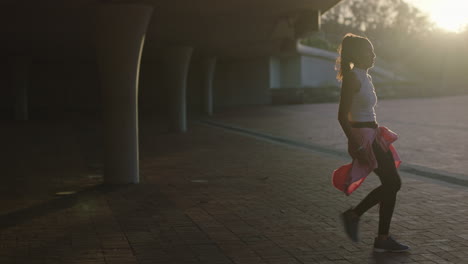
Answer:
269;43;403;103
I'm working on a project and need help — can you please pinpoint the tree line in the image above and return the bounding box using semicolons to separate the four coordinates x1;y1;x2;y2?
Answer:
302;0;468;97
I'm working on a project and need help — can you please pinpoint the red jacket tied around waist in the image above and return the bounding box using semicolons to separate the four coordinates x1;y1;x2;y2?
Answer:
332;126;401;195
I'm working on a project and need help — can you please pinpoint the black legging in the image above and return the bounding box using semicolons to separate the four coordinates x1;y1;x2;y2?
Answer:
353;139;402;235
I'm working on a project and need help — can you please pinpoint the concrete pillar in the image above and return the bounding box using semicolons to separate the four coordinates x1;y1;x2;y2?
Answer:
96;4;153;184
161;46;193;133
10;56;31;121
202;57;217;116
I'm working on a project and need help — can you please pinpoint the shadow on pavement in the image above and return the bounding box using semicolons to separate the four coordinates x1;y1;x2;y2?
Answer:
0;184;131;230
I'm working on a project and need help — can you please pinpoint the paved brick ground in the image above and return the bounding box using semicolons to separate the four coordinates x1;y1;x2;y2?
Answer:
1;98;468;263
209;95;468;177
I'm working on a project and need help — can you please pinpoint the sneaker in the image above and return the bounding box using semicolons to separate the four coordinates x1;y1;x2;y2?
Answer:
341;209;360;242
373;236;410;253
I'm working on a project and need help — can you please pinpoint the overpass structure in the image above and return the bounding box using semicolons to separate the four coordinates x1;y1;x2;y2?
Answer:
1;0;342;184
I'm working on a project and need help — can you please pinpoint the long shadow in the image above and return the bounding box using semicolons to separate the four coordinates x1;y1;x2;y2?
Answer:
0;184;131;230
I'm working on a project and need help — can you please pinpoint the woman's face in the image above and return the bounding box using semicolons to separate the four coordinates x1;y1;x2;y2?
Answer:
358;41;376;69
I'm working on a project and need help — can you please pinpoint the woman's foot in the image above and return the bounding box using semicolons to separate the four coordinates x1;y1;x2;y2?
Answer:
373;236;410;252
341;208;360;242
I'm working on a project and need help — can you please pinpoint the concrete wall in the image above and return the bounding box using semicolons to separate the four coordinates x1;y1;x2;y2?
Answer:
186;61;204;114
1;56;273;118
139;61;169;115
1;54;343;117
270;55;340;90
1;60;101;115
301;56;339;87
0;62;14;110
269;57;281;89
270;54;340;104
31;61;101;111
279;56;301;88
214;57;271;108
0;59;198;116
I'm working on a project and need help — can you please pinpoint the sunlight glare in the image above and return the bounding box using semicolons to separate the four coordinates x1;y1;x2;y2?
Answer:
405;0;468;32
431;4;467;32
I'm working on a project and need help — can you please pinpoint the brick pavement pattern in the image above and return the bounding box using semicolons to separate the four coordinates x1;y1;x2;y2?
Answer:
208;95;468;176
1;98;468;263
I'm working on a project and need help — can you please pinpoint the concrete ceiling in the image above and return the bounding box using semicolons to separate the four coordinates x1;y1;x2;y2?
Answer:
0;0;341;61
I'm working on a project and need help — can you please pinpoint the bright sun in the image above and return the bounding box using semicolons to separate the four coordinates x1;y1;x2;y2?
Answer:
405;0;468;32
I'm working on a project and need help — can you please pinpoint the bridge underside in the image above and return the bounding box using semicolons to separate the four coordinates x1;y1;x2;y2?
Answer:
0;0;342;184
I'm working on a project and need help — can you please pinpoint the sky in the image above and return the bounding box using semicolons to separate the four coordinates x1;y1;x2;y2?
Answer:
404;0;468;32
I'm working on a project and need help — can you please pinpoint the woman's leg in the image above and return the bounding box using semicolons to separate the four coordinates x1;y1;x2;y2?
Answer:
353;140;401;235
343;140;408;251
373;144;401;235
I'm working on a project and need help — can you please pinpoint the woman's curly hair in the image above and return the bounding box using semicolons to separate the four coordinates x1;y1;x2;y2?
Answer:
335;33;372;82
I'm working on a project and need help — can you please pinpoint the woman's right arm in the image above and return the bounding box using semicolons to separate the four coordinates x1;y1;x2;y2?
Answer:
338;72;360;148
